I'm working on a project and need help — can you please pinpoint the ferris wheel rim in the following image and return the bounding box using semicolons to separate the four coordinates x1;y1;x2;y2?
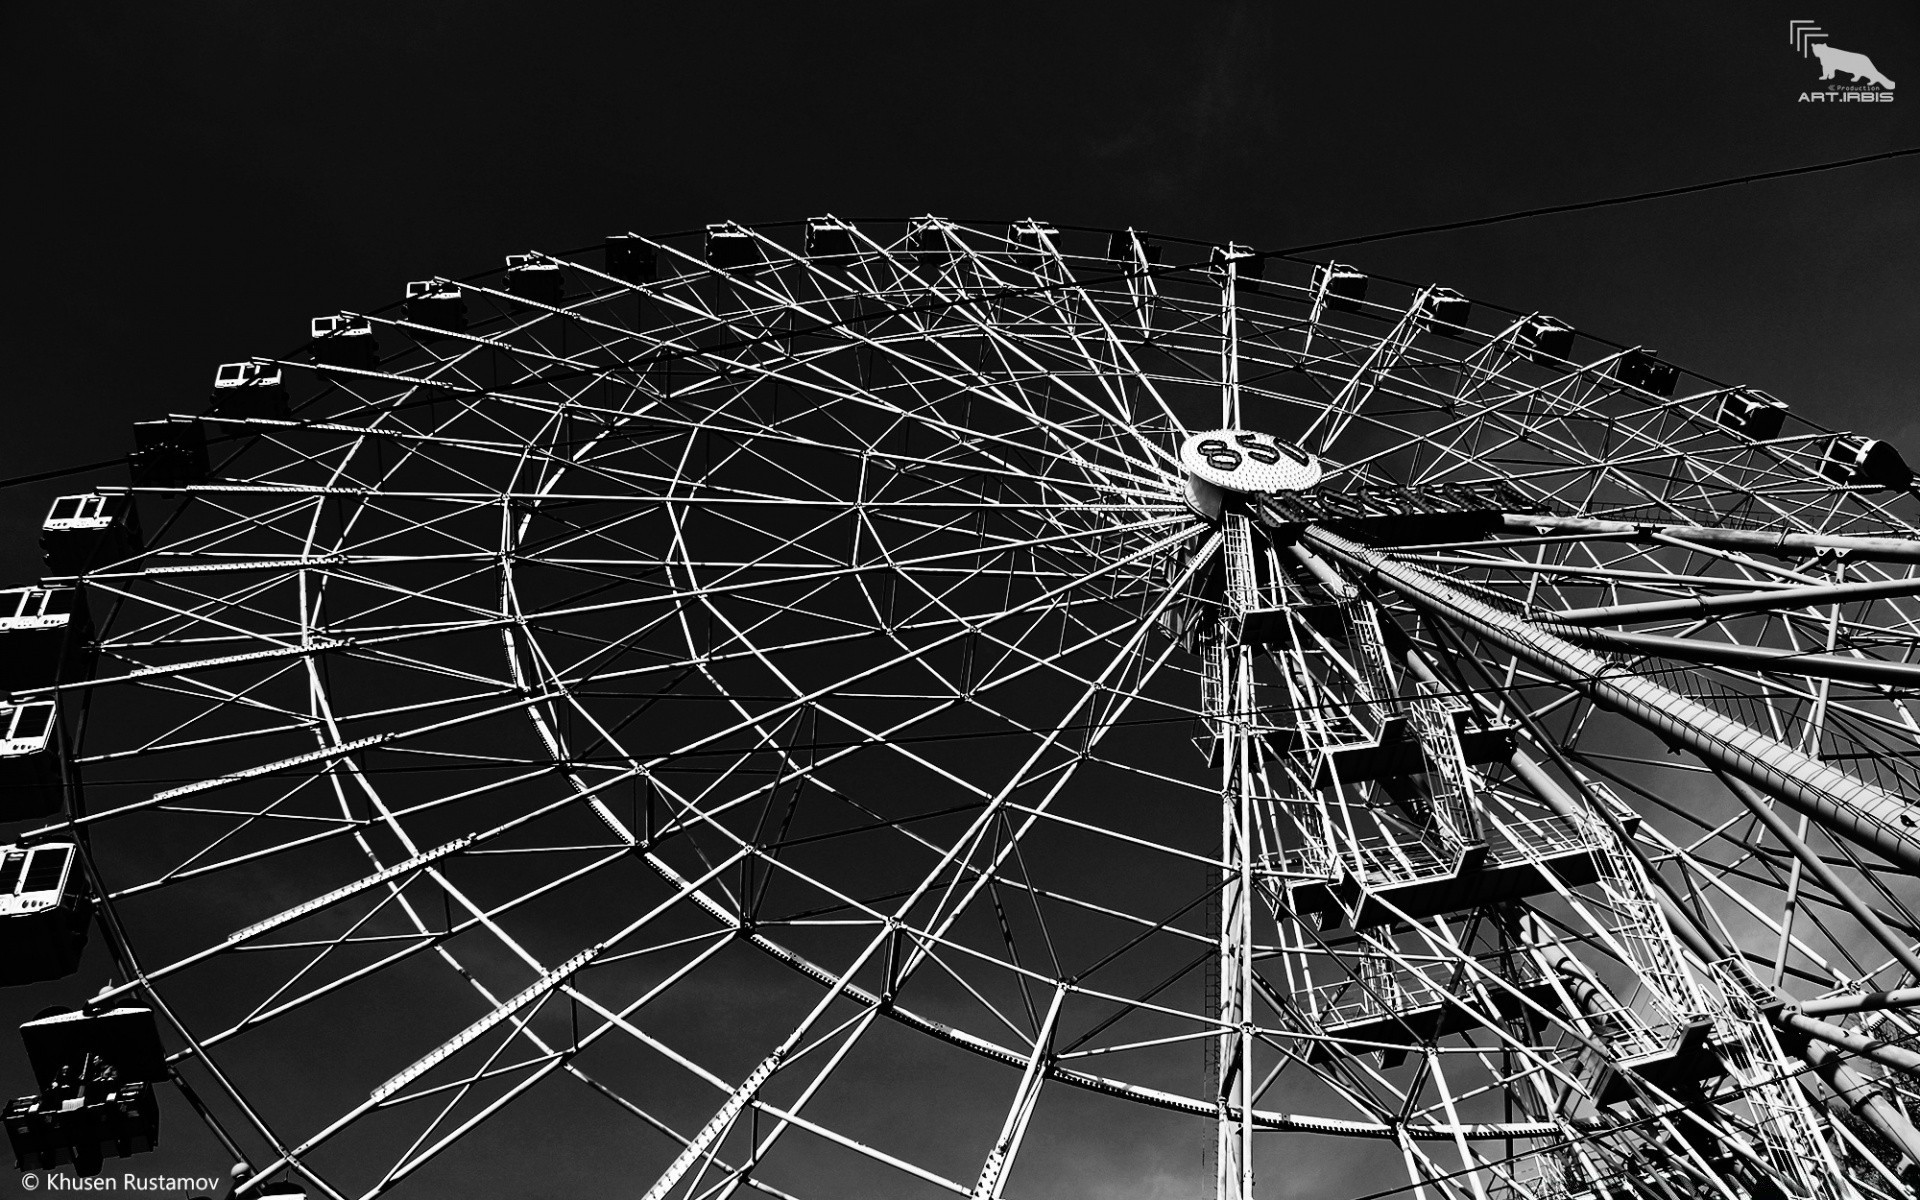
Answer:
23;216;1918;1200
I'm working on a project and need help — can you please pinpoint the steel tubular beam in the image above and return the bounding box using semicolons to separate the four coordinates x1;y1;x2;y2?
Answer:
1401;576;1920;1166
1552;573;1920;627
1710;769;1920;981
971;987;1064;1200
1800;1036;1920;1169
1507;705;1920;1163
1547;624;1920;690
1779;1010;1920;1075
1303;525;1920;872
1283;542;1352;597
1501;514;1920;566
1798;987;1920;1019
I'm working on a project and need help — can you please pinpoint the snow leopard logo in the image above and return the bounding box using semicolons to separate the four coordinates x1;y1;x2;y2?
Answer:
1810;43;1896;89
1790;21;1896;102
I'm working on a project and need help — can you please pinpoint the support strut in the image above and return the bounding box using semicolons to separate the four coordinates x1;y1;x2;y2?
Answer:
1391;589;1920;1173
1551;571;1920;627
1301;525;1920;873
1549;623;1920;691
1709;769;1920;982
1501;514;1920;567
1801;1037;1920;1170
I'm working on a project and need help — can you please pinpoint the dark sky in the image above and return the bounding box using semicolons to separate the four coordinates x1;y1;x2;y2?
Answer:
4;3;1915;530
1;1;1916;1195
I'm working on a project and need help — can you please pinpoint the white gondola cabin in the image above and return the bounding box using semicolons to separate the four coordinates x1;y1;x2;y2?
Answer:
504;254;564;305
1521;314;1574;365
1313;261;1374;311
1212;243;1266;294
0;843;89;985
1416;286;1470;336
309;314;378;371
0;702;63;819
701;226;760;274
1715;387;1787;440
403;280;467;335
0;586;94;691
41;494;141;576
803;219;855;259
1609;348;1677;397
210;361;290;420
1312;262;1367;312
1821;434;1914;491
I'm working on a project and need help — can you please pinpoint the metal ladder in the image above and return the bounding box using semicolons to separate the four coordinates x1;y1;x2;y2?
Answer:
1405;679;1487;862
1707;960;1857;1200
1586;803;1710;1046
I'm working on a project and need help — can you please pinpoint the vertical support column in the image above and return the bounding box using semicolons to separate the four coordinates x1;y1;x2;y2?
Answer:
1221;256;1240;429
1212;249;1250;1198
1194;238;1270;1192
1215;514;1256;1200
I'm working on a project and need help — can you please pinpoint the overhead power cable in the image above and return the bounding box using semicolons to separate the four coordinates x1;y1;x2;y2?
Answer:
1274;145;1920;257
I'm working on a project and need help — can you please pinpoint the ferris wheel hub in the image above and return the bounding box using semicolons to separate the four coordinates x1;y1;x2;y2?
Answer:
1178;428;1321;519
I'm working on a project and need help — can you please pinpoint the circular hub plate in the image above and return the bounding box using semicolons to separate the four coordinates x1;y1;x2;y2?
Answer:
1179;428;1322;493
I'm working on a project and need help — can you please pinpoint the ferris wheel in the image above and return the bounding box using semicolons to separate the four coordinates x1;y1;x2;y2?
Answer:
2;215;1919;1200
